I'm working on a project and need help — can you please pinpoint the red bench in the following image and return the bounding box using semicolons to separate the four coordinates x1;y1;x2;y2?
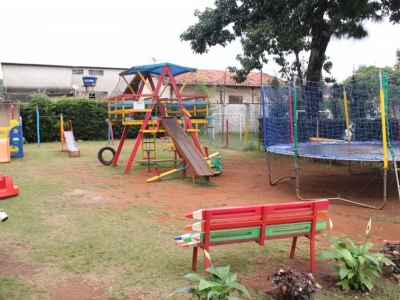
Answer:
177;199;329;273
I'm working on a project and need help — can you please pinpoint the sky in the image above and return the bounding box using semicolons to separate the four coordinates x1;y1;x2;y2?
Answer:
1;0;399;82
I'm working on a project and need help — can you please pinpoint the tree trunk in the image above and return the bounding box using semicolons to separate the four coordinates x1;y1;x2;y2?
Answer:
307;22;331;82
303;21;332;119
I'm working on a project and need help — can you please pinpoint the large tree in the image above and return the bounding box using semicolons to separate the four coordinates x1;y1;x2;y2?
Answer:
181;0;400;84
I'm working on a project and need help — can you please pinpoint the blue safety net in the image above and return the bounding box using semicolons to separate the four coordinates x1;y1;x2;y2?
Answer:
261;73;400;162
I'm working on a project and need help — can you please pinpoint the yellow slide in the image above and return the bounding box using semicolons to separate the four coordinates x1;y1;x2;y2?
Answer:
0;139;11;164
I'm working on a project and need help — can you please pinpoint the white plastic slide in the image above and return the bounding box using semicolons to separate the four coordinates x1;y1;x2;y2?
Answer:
63;131;80;157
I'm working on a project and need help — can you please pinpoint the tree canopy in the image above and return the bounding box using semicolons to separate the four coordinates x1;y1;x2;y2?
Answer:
181;0;400;84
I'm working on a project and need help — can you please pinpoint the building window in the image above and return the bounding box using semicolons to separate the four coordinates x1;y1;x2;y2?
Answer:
228;95;243;104
72;69;83;75
89;70;104;76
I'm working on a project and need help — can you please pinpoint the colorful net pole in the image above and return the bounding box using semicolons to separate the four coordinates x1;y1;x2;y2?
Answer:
292;78;298;160
379;71;388;169
343;88;351;142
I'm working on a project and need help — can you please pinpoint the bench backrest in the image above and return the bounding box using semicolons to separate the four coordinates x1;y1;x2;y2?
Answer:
184;200;329;247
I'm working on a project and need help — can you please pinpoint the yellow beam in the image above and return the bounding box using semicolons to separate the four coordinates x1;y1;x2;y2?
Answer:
343;90;351;142
122;75;137;96
183;108;192;118
179;72;194;93
137;71;153;94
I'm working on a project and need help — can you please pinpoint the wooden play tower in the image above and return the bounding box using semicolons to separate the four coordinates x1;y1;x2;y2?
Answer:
107;63;214;181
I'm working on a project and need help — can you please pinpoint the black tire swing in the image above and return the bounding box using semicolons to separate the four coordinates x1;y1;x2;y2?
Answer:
98;146;116;165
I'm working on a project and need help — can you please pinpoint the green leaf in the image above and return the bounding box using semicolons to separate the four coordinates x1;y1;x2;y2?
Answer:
361;242;373;254
369;268;380;277
207;265;230;279
321;251;343;259
362;277;373;291
225;273;237;284
359;270;366;281
358;256;366;266
184;273;204;282
347;239;357;248
339;268;349;279
373;254;395;265
363;254;380;267
207;289;220;299
346;246;359;256
338;279;350;291
337;248;354;267
169;286;196;295
347;271;354;279
199;279;224;290
226;282;251;298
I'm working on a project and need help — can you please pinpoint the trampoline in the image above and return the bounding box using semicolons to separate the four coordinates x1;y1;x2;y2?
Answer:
262;72;400;209
268;141;400;162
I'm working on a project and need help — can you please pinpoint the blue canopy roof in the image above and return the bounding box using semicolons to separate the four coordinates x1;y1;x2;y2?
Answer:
119;63;197;77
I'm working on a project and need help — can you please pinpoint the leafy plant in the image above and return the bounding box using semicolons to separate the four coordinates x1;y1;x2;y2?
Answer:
321;219;395;292
169;251;255;299
380;240;400;274
269;268;319;300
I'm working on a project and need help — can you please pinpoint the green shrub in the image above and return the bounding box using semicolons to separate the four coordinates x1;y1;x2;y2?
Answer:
169;251;256;299
20;97;140;142
321;220;394;292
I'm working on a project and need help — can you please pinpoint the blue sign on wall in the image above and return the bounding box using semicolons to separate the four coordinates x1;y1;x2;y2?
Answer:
82;76;97;86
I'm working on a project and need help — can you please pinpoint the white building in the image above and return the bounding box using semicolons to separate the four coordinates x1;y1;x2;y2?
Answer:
1;62;127;101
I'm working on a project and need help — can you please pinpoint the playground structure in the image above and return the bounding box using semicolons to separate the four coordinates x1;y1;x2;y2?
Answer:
33;109;80;156
0;105;24;163
262;72;400;209
100;63;221;182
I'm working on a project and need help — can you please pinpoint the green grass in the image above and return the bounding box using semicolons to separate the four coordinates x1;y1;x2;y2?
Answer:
0;277;46;300
0;135;398;299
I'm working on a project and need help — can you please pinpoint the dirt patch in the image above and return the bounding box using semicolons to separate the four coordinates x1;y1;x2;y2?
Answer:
0;242;38;278
3;154;400;299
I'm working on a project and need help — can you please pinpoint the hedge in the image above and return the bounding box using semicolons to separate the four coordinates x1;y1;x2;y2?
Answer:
20;97;139;143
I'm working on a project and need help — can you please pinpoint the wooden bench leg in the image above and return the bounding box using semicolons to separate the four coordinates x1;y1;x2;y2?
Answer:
290;237;297;258
291;237;316;272
192;247;198;271
310;238;315;272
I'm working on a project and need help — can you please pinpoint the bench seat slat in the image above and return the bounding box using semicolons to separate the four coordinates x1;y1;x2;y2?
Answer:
179;220;327;245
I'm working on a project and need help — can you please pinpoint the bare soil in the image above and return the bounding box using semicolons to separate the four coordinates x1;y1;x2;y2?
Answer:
1;153;400;299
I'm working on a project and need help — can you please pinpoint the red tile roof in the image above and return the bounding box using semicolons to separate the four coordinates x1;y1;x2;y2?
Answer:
174;69;283;87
